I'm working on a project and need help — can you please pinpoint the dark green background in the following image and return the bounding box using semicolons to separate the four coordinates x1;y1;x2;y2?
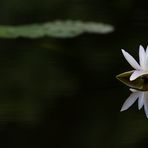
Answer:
0;0;148;148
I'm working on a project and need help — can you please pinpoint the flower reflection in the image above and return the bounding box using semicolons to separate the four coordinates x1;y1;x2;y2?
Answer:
121;88;148;118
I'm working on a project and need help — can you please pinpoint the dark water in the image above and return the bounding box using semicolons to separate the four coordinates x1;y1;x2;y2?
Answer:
1;0;148;148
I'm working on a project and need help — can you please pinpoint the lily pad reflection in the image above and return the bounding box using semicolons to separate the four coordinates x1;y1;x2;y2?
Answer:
116;71;148;91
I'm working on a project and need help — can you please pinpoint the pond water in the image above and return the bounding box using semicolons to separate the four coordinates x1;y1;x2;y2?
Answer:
1;0;148;148
0;35;148;148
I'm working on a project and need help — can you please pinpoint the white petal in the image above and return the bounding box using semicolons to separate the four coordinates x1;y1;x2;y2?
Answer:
120;92;139;112
146;45;148;55
138;92;144;110
129;88;138;92
130;70;148;81
144;45;148;71
121;49;141;70
139;45;146;69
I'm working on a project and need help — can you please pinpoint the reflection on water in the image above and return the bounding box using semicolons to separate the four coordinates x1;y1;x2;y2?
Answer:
121;88;148;118
117;45;148;118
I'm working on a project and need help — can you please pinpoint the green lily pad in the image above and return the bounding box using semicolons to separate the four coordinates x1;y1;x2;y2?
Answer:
0;20;114;39
116;71;148;91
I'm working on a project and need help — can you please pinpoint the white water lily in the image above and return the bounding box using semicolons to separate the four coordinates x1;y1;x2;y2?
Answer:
122;45;148;81
121;89;148;118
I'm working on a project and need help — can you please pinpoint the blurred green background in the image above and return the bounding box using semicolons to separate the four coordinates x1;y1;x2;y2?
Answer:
0;0;148;148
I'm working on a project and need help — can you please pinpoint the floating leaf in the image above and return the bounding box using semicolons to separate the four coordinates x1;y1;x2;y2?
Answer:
116;71;148;91
0;20;114;39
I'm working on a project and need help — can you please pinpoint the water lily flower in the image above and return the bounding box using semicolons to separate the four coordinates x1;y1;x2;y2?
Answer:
122;45;148;81
121;88;148;118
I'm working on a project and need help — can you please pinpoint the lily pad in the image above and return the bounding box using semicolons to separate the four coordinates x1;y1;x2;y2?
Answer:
0;20;114;39
116;71;148;91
